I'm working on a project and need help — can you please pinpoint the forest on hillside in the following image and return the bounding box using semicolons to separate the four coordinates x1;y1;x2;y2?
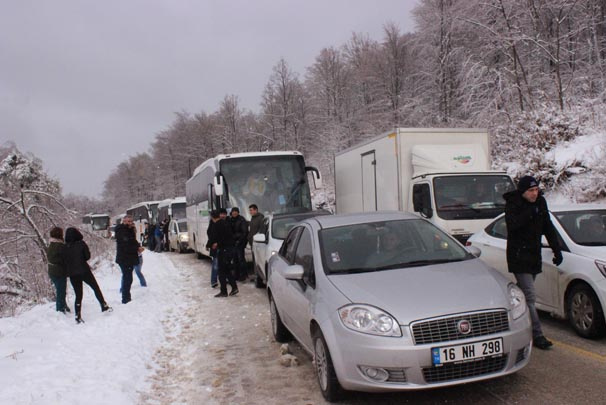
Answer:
99;0;606;213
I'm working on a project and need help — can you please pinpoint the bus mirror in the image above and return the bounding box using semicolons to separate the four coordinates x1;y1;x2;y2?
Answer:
306;166;322;189
214;175;224;197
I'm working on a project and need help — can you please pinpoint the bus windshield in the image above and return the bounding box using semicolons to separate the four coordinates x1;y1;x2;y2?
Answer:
434;175;515;220
92;216;110;231
171;203;186;220
220;155;312;218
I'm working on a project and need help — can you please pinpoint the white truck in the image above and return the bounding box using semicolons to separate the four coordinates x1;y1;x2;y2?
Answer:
335;128;515;243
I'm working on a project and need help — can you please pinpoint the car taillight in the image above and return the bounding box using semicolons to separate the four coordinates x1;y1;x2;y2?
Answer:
465;241;472;246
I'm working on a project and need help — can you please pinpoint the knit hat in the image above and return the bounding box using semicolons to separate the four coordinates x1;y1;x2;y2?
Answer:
517;175;539;193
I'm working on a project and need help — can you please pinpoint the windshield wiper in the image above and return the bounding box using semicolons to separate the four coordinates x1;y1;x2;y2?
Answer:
376;258;466;270
331;267;375;274
578;242;606;246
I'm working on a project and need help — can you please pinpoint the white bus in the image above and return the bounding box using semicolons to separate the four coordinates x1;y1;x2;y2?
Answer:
157;196;186;224
185;151;321;258
81;213;111;237
126;200;160;243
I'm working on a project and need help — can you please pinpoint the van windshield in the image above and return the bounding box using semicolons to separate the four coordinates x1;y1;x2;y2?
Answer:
433;175;514;220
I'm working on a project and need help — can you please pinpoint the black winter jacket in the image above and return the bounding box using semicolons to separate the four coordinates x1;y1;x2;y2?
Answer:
64;240;91;276
47;241;67;278
504;190;561;274
115;223;140;266
212;219;235;249
230;215;248;246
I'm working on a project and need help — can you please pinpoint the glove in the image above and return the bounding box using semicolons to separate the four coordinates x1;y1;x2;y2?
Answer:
552;251;563;266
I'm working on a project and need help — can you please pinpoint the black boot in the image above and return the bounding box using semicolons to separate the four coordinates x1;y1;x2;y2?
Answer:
101;303;113;312
75;304;83;323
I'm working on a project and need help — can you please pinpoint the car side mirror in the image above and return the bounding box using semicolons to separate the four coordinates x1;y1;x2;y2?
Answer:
466;246;482;258
283;264;304;280
253;233;267;244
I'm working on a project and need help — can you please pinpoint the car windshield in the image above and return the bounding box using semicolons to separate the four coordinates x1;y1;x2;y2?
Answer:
319;219;471;274
177;221;188;232
553;210;606;246
272;212;328;240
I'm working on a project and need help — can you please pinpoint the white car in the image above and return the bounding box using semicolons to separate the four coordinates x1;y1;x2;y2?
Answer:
168;218;189;253
252;210;331;288
467;204;606;338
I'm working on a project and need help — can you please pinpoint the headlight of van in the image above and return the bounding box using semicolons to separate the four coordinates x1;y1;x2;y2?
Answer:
338;304;401;337
179;234;189;242
509;283;526;320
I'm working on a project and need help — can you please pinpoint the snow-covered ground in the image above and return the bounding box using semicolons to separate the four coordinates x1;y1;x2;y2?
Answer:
0;250;326;405
0;251;189;405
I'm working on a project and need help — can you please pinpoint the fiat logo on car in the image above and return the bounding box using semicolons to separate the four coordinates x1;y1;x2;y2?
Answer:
457;320;471;335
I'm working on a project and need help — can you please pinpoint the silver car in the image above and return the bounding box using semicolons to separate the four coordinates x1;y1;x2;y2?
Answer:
267;211;532;401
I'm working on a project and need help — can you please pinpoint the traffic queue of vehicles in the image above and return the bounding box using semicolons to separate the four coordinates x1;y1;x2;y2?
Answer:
96;128;604;402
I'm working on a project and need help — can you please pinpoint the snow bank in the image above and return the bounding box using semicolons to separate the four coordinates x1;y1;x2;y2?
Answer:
0;250;186;405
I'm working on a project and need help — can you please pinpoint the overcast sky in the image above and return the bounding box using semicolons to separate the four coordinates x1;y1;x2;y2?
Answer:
0;0;418;197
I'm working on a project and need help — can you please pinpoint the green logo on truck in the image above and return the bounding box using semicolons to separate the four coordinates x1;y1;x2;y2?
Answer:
453;155;472;164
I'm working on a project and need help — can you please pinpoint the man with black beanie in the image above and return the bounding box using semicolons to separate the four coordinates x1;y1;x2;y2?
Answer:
503;175;563;349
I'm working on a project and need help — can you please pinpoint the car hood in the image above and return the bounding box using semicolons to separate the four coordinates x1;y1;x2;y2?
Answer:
327;259;511;325
570;244;606;262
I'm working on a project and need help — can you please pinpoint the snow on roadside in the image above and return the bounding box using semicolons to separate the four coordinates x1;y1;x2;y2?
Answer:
0;250;187;405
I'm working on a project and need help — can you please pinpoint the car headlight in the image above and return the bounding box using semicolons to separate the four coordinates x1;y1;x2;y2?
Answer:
338;304;402;337
595;260;606;278
179;234;189;242
509;283;526;320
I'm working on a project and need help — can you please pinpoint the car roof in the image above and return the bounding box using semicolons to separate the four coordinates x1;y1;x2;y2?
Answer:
305;211;419;229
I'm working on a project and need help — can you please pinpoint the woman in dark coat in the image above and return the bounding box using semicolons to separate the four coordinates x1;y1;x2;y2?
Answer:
64;227;111;323
46;227;70;313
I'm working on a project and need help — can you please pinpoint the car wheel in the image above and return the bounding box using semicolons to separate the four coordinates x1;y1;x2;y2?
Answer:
313;329;343;402
567;284;606;338
178;243;183;254
269;295;291;342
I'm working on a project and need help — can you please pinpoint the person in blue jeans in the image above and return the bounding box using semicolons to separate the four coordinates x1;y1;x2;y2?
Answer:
133;252;147;287
121;251;147;292
115;215;142;304
46;227;70;313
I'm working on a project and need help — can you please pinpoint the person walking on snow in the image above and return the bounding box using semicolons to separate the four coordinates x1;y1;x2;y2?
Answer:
115;215;142;304
64;227;111;323
504;175;563;350
46;227;70;314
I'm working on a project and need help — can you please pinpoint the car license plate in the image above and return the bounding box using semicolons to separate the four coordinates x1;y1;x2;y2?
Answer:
432;338;503;365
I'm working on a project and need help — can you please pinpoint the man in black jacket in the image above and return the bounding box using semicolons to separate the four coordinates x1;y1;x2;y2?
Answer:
504;175;563;350
230;207;249;281
115;215;142;304
211;209;238;297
